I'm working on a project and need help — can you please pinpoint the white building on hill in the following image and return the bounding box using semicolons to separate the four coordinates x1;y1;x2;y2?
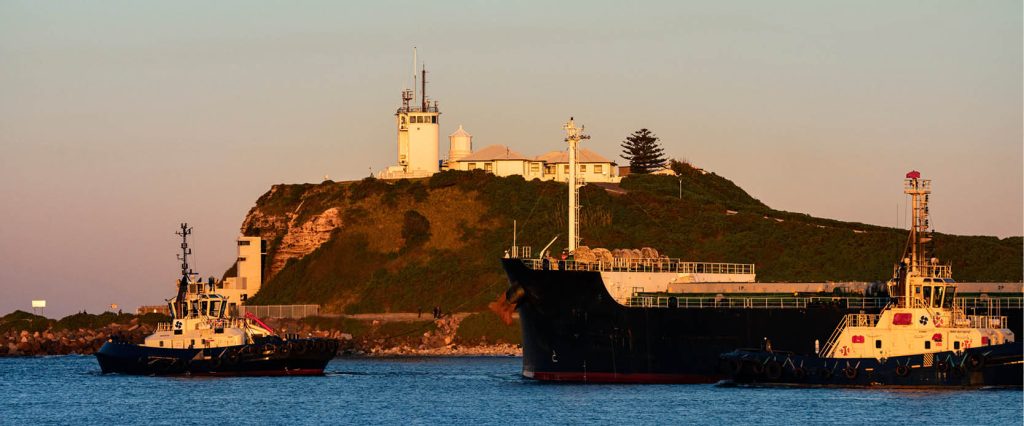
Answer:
378;57;619;183
449;144;546;179
535;148;619;183
219;236;264;312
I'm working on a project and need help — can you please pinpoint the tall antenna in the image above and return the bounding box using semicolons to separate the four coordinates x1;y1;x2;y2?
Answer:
421;63;428;110
173;223;196;319
563;117;590;252
412;47;418;105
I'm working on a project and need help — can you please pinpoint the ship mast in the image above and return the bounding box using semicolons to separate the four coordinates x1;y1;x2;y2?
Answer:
563;117;590;253
173;223;196;319
904;171;933;277
892;171;946;306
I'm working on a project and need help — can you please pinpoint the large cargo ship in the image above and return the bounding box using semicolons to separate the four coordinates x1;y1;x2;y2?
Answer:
500;119;1022;383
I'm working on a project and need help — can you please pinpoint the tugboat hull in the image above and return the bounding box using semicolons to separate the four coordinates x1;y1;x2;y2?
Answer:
718;342;1023;388
96;338;338;376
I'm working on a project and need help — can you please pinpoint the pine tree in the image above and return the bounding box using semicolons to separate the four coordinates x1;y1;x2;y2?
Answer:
620;128;666;174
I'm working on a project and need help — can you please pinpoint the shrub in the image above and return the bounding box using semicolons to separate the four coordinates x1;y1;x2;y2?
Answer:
402;210;431;249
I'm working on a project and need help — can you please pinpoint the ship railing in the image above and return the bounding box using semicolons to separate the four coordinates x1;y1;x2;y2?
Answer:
889;296;1023;311
966;315;1008;329
817;314;879;357
623;296;890;309
240;304;320;319
960;296;1023;310
520;258;755;275
155;318;251;332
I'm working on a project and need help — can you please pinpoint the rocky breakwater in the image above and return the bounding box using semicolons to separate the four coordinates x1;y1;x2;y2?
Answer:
264;313;522;357
0;311;159;356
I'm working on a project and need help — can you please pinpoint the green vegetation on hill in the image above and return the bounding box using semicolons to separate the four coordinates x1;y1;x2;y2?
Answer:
243;167;1023;313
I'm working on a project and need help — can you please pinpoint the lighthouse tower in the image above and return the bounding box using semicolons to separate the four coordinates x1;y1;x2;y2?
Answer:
448;125;473;163
394;63;440;177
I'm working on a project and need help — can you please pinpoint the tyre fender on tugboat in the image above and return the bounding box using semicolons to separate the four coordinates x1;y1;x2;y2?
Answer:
967;353;985;370
895;364;910;377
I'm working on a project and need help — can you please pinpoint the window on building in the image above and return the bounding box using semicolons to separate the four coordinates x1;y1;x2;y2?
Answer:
238;257;246;262
238;240;250;246
563;165;569;174
530;164;540;173
594;165;603;174
484;163;493;172
545;165;555;174
468;163;476;170
431;116;437;124
579;164;587;172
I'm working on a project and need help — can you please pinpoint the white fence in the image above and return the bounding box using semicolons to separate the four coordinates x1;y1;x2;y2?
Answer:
240;305;320;319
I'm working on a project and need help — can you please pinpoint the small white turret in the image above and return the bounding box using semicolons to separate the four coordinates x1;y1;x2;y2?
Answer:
448;125;473;162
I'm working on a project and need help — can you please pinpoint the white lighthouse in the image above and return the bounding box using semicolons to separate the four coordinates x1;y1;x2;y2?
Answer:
389;60;441;178
448;125;473;163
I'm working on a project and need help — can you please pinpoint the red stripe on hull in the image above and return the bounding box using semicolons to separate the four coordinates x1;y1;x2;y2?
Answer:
526;370;718;384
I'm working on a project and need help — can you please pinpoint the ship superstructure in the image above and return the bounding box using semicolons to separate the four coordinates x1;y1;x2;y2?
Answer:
818;172;1014;361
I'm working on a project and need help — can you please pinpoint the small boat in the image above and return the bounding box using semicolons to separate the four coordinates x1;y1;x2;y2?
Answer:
96;223;338;376
719;172;1021;388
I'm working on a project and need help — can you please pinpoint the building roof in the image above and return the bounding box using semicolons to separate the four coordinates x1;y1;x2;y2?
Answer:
457;144;531;162
449;125;472;138
535;148;612;164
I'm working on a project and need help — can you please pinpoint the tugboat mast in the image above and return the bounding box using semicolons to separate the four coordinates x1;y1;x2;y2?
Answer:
891;171;949;307
563;117;590;253
173;223;196;319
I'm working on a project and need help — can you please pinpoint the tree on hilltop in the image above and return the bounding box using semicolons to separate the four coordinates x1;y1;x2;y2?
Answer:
620;129;666;174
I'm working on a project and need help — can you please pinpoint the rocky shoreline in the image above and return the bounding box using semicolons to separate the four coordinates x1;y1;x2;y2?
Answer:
0;311;522;358
1;320;156;357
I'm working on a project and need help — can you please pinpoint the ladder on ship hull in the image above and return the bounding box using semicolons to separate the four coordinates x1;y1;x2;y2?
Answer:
818;315;851;357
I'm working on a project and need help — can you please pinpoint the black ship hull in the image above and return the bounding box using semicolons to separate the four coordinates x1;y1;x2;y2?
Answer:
502;259;1022;384
719;342;1023;388
96;338;338;376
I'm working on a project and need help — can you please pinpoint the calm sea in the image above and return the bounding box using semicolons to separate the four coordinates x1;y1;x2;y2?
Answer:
0;356;1019;425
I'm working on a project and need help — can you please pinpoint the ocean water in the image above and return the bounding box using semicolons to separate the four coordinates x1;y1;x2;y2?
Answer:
0;356;1020;425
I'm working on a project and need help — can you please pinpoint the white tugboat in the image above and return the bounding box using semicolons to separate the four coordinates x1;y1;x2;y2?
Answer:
96;223;338;376
720;171;1022;387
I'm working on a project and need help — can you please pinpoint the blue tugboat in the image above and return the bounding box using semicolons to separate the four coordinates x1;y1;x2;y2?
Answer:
96;223;338;376
719;172;1022;388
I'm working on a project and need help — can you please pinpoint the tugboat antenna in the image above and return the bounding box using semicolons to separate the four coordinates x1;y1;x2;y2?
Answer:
173;223;195;319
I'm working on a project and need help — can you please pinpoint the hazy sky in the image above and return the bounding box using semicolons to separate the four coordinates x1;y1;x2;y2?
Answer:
1;1;1020;317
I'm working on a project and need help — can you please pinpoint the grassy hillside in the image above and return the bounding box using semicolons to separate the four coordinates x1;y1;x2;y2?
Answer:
244;167;1022;313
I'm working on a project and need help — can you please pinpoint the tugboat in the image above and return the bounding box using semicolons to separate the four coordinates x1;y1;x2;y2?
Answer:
719;172;1022;387
96;223;338;376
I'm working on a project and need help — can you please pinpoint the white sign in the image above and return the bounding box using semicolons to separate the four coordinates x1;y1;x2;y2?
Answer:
31;300;46;308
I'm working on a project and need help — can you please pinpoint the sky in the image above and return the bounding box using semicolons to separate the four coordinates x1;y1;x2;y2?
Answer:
1;1;1020;317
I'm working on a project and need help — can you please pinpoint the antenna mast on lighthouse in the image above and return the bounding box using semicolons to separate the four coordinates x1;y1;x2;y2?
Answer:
563;117;590;253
